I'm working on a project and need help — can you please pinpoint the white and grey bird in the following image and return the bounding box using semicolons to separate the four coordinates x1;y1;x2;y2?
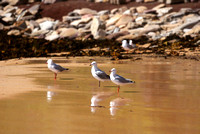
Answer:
47;59;69;80
122;40;137;52
110;68;135;93
90;61;110;87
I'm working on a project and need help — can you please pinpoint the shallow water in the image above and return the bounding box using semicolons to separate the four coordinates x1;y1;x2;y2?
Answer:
0;58;200;134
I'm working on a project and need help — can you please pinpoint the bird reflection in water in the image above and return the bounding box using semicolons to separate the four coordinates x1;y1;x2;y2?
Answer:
90;92;115;113
46;91;55;102
46;84;59;102
110;97;132;116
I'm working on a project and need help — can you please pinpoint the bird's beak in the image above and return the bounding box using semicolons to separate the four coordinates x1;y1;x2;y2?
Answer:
109;70;112;72
90;64;92;66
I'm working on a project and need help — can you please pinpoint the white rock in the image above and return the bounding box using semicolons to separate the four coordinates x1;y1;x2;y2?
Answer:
45;31;59;41
39;20;58;30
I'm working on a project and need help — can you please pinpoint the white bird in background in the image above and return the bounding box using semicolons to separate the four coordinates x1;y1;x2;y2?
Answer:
47;59;69;80
110;68;135;93
122;40;137;53
90;61;110;87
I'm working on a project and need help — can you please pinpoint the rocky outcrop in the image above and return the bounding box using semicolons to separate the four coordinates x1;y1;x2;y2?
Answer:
0;2;199;44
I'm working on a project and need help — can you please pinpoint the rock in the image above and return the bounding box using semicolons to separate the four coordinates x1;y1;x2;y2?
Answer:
136;6;147;13
14;20;27;30
42;0;56;4
106;14;122;27
156;7;173;16
116;34;143;41
106;31;129;40
99;14;109;22
166;0;184;4
144;0;156;2
62;16;82;22
28;4;40;15
129;25;161;35
26;20;39;31
36;17;54;24
16;10;33;21
110;0;127;4
31;29;50;37
172;17;200;33
2;16;14;23
70;14;92;27
184;23;200;36
90;17;106;39
138;43;151;48
98;10;109;16
45;31;59;41
0;23;4;30
152;4;166;10
3;0;19;6
59;28;78;38
135;16;144;25
115;15;133;27
111;8;119;14
7;29;20;36
39;20;58;30
78;8;97;15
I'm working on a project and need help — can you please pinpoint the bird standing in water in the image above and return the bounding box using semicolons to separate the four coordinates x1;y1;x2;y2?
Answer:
47;59;69;80
90;61;110;87
110;68;134;93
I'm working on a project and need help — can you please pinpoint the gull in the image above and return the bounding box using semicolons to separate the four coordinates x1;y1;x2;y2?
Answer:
110;68;135;93
90;61;110;87
47;59;69;80
122;40;137;53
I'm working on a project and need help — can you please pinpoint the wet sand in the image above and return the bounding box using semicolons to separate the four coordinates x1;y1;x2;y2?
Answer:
0;57;110;99
1;56;200;134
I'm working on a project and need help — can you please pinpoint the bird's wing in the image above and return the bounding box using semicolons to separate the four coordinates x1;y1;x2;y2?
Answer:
115;75;132;83
54;64;68;72
95;70;110;80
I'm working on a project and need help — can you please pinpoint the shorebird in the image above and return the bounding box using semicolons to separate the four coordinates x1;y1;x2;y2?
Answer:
110;68;135;93
90;61;110;87
122;40;137;53
47;59;69;80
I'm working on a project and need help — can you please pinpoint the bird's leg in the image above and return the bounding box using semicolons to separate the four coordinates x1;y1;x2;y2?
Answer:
99;81;100;87
54;73;57;80
117;86;120;93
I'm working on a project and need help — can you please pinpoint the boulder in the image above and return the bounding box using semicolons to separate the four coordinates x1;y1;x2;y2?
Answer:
28;4;40;15
136;6;147;13
45;31;59;41
152;4;166;10
0;23;4;30
184;23;200;36
7;29;20;36
78;8;97;15
90;17;106;39
115;15;133;27
42;0;56;4
106;31;129;40
106;14;122;27
172;17;200;33
156;7;173;16
39;20;58;30
31;29;50;37
59;28;78;38
70;15;92;27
